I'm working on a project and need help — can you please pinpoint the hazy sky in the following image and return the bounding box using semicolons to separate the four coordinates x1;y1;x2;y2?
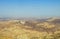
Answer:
0;0;60;18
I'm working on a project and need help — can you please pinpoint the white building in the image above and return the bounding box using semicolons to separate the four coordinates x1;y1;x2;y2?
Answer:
20;20;26;24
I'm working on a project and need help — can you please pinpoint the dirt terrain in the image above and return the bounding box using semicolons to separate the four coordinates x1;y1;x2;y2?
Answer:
0;17;60;39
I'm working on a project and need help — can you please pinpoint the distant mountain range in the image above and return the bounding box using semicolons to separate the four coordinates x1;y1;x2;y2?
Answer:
0;17;60;21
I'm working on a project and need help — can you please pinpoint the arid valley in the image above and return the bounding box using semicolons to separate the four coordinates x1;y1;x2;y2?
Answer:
0;17;60;39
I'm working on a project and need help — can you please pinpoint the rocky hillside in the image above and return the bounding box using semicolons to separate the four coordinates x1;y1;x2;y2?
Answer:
0;17;60;39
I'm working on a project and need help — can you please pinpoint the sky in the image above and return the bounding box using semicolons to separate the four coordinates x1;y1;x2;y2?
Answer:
0;0;60;18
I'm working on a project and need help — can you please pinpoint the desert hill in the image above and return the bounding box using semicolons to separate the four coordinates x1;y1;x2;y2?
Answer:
0;17;60;39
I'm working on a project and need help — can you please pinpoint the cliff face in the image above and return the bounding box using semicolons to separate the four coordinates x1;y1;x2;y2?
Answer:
0;17;60;39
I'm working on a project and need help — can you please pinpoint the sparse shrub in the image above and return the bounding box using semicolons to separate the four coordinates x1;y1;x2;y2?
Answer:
30;37;39;39
54;33;60;39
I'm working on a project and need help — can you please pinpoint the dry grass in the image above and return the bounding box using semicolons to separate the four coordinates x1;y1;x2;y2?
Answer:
0;18;60;39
